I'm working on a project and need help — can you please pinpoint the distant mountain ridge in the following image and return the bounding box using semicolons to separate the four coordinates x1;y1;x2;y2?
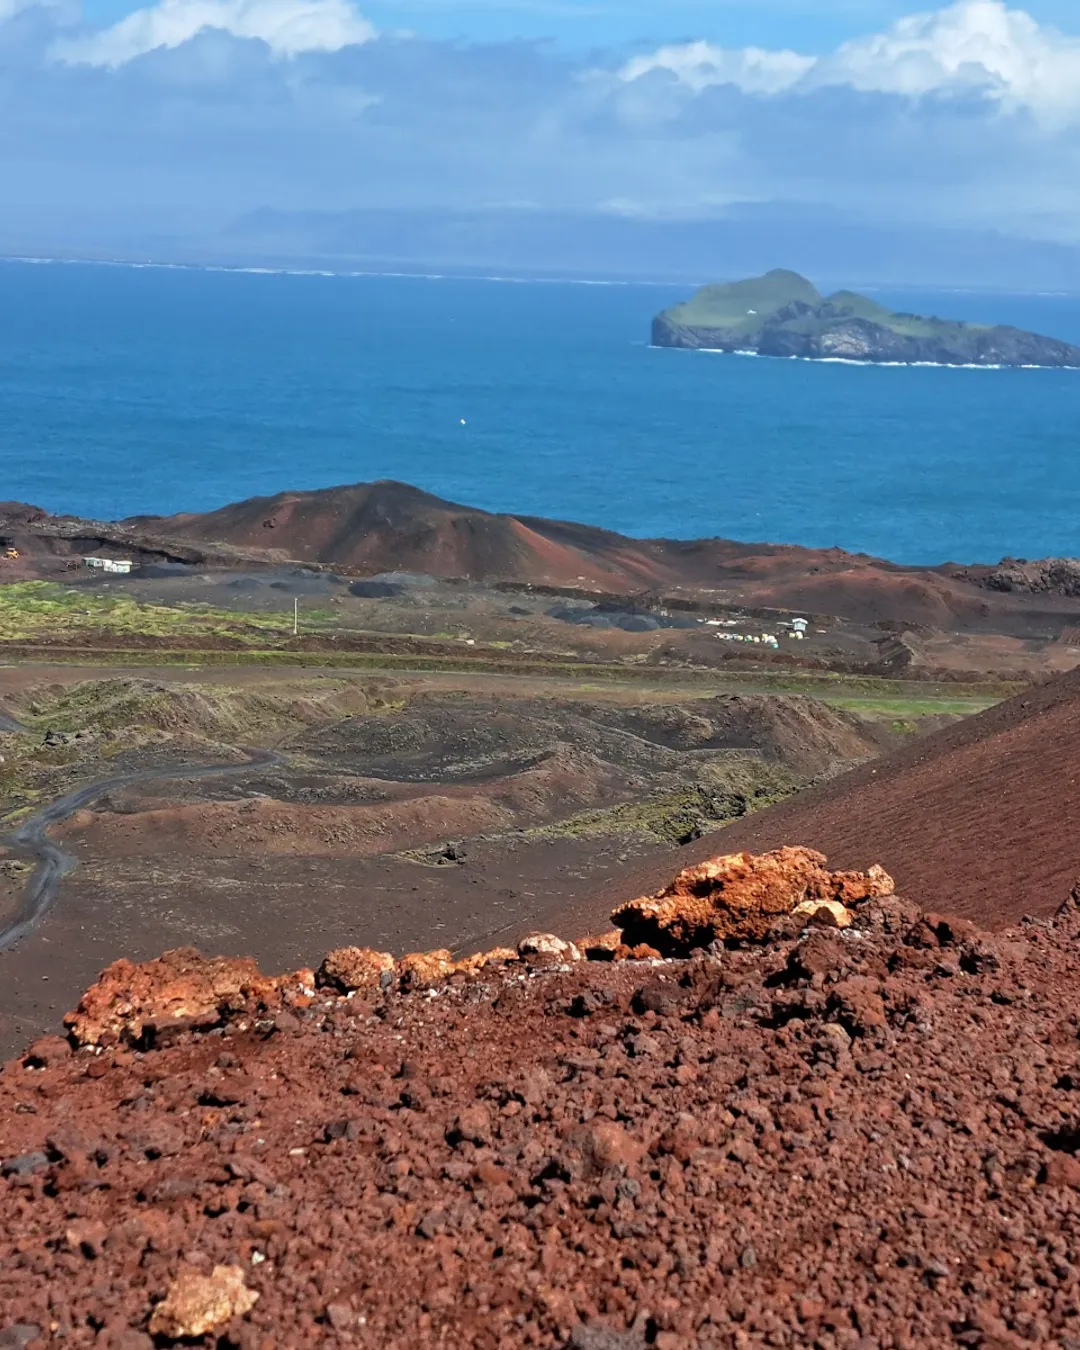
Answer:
215;207;1080;292
652;269;1080;368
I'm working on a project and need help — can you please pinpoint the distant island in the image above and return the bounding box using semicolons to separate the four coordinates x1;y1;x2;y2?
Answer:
651;269;1080;368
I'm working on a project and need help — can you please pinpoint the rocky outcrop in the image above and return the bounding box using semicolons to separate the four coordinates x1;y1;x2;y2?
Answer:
65;947;316;1048
610;846;894;954
654;312;1080;367
984;557;1080;596
65;850;897;1047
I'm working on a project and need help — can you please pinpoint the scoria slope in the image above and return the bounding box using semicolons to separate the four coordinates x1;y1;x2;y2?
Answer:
3;850;1080;1347
132;481;675;590
572;663;1080;936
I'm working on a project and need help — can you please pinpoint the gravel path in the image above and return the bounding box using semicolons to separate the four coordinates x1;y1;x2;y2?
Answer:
0;717;284;952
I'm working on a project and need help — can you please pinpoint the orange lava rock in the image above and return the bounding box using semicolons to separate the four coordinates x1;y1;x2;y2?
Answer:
452;948;518;975
611;847;894;954
397;950;455;989
831;864;895;905
579;931;622;961
317;946;395;993
577;1121;646;1173
148;1264;258;1337
65;947;315;1048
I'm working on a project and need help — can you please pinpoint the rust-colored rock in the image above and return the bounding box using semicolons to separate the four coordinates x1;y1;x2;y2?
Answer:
611;847;893;954
317;946;395;993
397;949;454;989
576;1121;645;1173
579;930;622;960
148;1264;258;1337
452;947;518;975
65;947;315;1048
831;863;895;905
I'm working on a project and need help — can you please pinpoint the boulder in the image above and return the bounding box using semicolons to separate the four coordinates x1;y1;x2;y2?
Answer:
453;947;518;975
792;899;853;930
317;946;395;993
611;847;893;955
66;947;315;1048
397;950;455;989
517;934;582;963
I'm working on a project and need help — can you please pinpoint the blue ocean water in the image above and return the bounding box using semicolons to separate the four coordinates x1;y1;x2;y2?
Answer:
0;258;1078;565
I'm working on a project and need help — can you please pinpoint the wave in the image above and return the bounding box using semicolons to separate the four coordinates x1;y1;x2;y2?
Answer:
655;345;1075;371
0;253;675;289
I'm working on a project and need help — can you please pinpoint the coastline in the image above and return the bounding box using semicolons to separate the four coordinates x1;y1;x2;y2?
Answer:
651;344;1078;371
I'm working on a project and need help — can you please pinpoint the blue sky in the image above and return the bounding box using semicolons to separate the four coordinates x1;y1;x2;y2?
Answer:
76;0;1080;48
5;0;1080;260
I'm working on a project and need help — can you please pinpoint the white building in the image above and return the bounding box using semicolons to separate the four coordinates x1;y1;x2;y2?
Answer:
83;557;133;575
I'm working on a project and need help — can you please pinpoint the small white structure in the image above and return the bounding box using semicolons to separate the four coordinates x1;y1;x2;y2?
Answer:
83;557;133;575
791;617;809;634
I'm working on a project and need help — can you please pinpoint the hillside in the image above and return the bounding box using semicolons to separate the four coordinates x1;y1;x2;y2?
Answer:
569;663;1080;935
131;480;681;590
130;479;1080;637
653;268;1080;367
3;854;1080;1344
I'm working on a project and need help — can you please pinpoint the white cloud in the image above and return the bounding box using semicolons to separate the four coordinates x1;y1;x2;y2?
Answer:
618;0;1080;123
53;0;375;66
618;40;814;95
817;0;1080;114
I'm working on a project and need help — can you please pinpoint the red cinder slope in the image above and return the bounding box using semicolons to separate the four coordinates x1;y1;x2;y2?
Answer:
570;664;1080;933
137;480;676;587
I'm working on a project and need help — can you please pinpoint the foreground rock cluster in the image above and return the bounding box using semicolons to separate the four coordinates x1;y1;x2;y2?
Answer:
63;848;883;1050
3;850;1080;1347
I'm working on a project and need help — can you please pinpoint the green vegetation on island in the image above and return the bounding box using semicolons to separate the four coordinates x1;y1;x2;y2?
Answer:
652;269;1080;368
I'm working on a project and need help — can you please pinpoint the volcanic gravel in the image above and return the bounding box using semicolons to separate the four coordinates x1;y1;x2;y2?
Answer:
5;890;1080;1347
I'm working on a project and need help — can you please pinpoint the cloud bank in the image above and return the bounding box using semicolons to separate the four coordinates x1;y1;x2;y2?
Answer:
53;0;375;65
3;0;1080;256
618;0;1080;124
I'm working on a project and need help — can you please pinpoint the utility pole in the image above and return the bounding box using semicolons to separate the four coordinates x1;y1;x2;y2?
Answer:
293;597;298;637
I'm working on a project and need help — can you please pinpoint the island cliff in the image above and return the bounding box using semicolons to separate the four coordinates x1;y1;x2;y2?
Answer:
652;268;1080;368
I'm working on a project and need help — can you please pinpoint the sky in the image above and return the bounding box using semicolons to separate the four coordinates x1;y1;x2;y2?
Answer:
73;0;1080;50
5;0;1080;257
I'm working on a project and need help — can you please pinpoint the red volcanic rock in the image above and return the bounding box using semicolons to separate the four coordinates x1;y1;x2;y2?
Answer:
10;880;1080;1343
316;945;395;993
65;947;315;1048
610;846;893;954
453;946;518;974
397;949;455;989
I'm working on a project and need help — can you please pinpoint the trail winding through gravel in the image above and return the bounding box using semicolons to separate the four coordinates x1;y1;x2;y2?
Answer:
0;706;283;952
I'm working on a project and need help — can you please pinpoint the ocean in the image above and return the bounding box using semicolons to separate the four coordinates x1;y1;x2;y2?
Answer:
1;258;1078;566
